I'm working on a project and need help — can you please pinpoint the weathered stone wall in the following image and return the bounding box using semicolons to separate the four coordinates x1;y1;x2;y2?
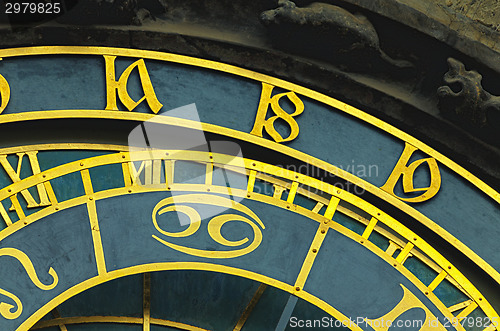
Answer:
440;0;500;30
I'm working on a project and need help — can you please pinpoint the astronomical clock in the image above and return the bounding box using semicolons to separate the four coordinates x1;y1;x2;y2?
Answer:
0;1;499;330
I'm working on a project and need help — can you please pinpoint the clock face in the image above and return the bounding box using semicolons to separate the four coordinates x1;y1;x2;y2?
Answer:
0;46;498;331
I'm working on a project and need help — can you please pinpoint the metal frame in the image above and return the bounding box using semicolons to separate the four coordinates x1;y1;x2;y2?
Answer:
0;144;496;330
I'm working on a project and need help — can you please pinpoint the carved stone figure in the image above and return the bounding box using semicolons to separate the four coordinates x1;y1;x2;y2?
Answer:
437;58;500;128
260;0;412;71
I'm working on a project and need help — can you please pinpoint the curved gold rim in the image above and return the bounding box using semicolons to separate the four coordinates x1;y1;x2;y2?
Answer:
20;263;364;331
1;110;499;287
0;46;497;203
0;46;497;330
0;150;495;330
0;143;470;293
32;315;209;331
11;187;468;331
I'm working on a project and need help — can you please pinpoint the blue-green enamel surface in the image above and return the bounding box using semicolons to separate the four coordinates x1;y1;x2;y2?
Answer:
96;191;315;285
0;190;462;330
0;205;97;331
0;53;497;330
304;230;453;328
0;55;499;278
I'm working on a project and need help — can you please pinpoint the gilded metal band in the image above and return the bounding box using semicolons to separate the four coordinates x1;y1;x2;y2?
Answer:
0;112;499;288
32;315;209;331
20;263;363;331
0;144;470;293
233;283;268;331
0;149;496;330
0;46;496;205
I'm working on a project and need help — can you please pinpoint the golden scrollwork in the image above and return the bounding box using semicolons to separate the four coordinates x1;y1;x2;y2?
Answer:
0;71;10;114
381;143;441;203
103;56;163;114
151;194;265;258
0;288;22;320
365;284;446;331
0;248;59;320
250;82;304;143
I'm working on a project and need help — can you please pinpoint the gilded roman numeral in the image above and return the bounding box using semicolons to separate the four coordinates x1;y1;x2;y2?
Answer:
0;151;52;210
104;55;163;114
128;159;165;186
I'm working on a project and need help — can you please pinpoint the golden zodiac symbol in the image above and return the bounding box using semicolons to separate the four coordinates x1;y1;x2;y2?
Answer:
0;248;59;320
152;194;265;258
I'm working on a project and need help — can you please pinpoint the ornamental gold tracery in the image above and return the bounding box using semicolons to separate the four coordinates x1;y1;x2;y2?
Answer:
151;194;265;259
250;82;304;143
0;248;58;320
103;55;163;114
0;146;496;331
0;46;495;209
381;142;442;203
0;47;497;331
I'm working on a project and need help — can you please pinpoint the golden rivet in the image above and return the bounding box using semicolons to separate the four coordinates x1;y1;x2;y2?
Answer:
295;287;300;291
252;163;256;166
209;155;213;159
323;220;328;224
80;162;84;166
89;197;93;200
24;221;27;225
312;248;317;253
42;174;46;178
413;237;417;241
295;175;299;179
448;266;451;269
360;240;364;244
425;291;429;295
8;189;11;192
337;190;341;194
122;155;126;158
377;213;380;216
128;189;132;193
393;263;397;267
247;194;251;198
55;207;59;211
167;187;171;190
286;205;290;209
479;297;483;301
321;229;326;234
